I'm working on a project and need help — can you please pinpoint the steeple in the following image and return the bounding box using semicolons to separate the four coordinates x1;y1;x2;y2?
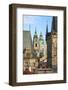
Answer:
39;32;44;44
51;16;57;32
46;25;48;41
33;27;39;52
39;32;43;40
40;32;42;35
33;27;38;38
35;28;37;35
46;25;48;35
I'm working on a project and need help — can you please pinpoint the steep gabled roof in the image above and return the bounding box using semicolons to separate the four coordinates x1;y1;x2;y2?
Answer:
23;31;32;50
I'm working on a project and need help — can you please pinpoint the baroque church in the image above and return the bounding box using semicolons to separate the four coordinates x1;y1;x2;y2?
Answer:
23;16;57;74
33;30;45;58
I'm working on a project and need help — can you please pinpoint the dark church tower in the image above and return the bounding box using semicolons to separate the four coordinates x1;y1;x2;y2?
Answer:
51;16;57;32
46;25;52;68
51;16;57;71
46;16;57;72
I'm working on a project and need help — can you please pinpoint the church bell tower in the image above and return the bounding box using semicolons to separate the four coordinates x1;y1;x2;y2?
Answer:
33;29;39;51
39;32;44;57
33;29;39;57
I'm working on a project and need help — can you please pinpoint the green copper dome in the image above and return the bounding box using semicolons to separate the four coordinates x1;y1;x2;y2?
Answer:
39;32;43;40
39;32;44;45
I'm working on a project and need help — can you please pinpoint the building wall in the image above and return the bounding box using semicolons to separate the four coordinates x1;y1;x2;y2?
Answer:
51;33;57;70
47;35;52;68
47;32;57;70
23;58;38;73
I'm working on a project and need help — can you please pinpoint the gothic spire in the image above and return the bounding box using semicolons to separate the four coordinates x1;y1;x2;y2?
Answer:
46;25;48;41
51;16;57;32
46;25;48;34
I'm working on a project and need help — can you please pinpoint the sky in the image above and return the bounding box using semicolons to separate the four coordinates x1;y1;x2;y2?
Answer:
23;15;53;41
